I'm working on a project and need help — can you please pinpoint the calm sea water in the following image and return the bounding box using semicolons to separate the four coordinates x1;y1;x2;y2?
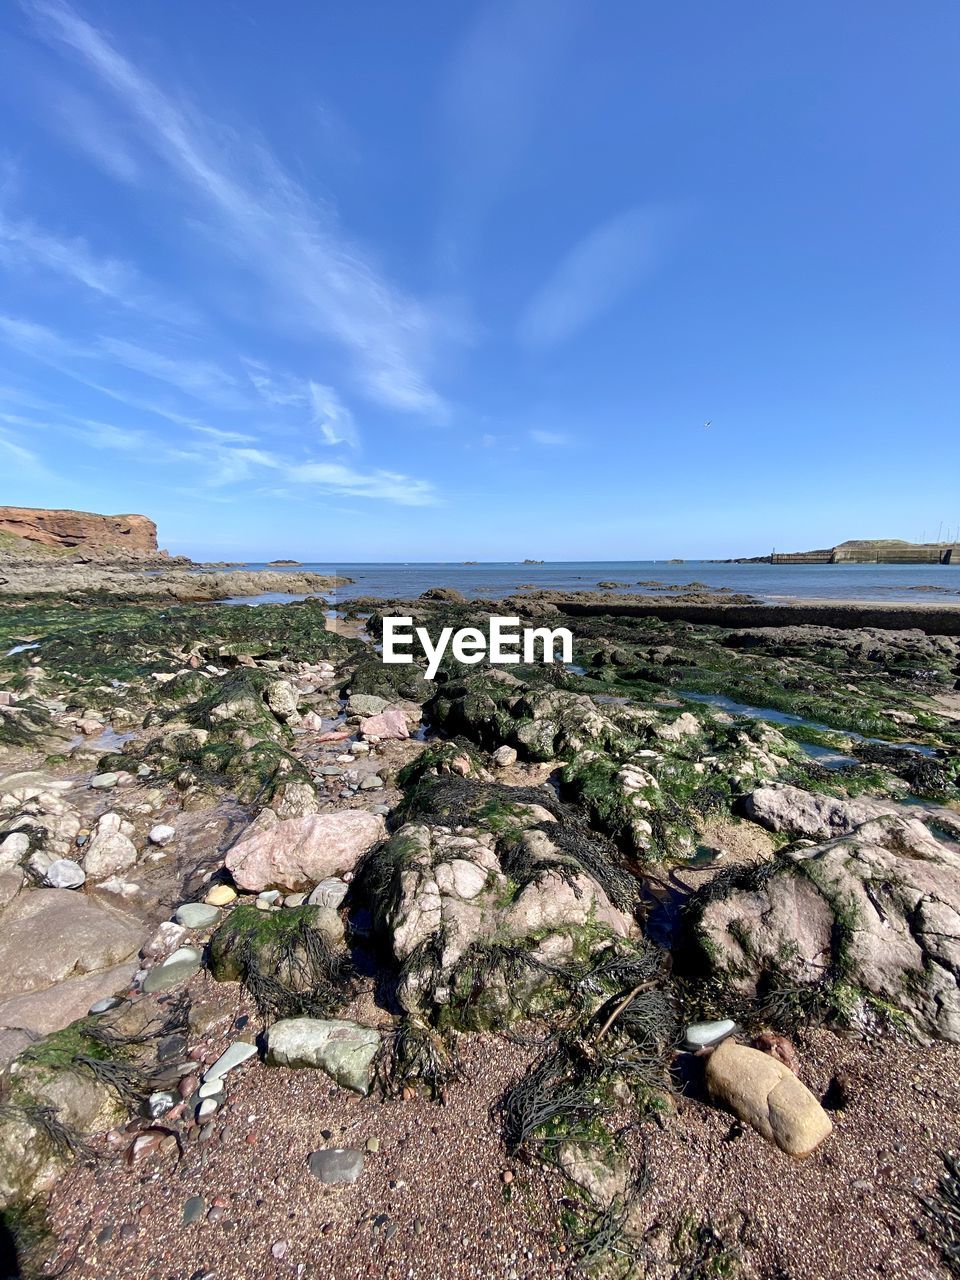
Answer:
227;560;960;605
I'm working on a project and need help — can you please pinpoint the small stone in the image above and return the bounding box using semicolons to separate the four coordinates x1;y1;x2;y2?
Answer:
205;884;237;906
198;1098;218;1119
284;892;307;908
365;1136;380;1153
142;946;202;994
271;1241;288;1260
43;858;86;889
148;823;176;846
204;1040;258;1083
90;772;119;790
144;1091;178;1119
492;745;518;768
257;889;282;905
307;878;349;909
174;902;220;929
359;775;384;791
198;1081;223;1099
307;1149;365;1185
502;1169;514;1184
96;1225;114;1244
179;1074;199;1100
89;996;122;1015
182;1195;205;1225
683;1019;738;1051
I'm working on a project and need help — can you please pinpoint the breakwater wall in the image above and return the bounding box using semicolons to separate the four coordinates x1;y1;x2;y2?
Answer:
556;599;960;636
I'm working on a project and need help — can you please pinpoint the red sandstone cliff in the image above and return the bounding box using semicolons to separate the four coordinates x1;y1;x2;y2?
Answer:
0;507;159;554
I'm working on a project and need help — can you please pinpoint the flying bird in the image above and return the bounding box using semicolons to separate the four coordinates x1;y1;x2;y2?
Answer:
703;420;712;429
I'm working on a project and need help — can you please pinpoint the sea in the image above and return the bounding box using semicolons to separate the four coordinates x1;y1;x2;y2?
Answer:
223;560;960;606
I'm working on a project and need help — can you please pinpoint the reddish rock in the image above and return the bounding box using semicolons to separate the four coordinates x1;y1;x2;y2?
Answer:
0;506;158;553
360;706;410;741
224;811;387;891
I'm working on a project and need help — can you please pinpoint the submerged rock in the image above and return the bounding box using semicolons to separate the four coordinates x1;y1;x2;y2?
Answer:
42;858;85;889
360;706;409;741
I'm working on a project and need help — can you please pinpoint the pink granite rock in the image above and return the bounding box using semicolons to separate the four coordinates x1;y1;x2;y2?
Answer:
359;706;409;741
225;811;387;891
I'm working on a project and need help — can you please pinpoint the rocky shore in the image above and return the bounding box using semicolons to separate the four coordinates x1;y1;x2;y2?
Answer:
0;560;350;602
0;586;958;1277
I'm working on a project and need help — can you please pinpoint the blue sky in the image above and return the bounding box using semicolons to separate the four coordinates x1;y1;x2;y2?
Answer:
1;0;958;561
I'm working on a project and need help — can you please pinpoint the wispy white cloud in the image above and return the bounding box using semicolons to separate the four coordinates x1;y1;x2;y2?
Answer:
51;87;141;183
26;0;450;418
309;382;359;449
0;213;134;298
0;376;436;507
96;337;245;408
440;0;584;253
0;428;56;479
519;207;675;347
529;429;570;446
286;460;436;506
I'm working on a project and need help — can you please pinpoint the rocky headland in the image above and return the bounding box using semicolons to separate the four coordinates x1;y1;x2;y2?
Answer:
0;507;347;602
0;576;958;1277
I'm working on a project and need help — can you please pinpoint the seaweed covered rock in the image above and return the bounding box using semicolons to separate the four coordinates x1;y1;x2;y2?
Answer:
224;810;386;891
348;655;432;704
355;777;641;1028
208;903;352;1020
691;814;960;1040
430;667;800;862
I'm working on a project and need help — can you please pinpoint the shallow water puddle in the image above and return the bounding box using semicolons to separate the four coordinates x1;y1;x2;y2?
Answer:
66;727;136;753
680;690;938;758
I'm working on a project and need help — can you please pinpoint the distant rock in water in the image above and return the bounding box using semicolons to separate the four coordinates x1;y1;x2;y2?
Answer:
268;559;302;566
0;506;159;555
418;586;466;603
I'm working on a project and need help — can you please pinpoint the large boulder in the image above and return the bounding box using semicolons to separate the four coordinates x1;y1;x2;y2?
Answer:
225;810;386;891
694;814;960;1040
0;962;137;1036
705;1038;832;1157
361;820;638;1024
0;890;143;1004
743;783;899;840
